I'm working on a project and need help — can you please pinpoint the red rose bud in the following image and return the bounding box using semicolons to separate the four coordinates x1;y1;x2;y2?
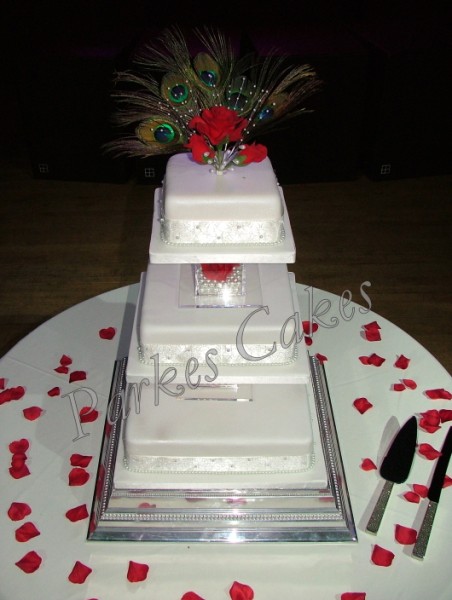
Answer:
185;134;214;163
235;143;267;165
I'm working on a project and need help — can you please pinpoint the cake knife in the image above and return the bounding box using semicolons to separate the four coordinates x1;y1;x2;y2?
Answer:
412;426;452;560
366;416;417;534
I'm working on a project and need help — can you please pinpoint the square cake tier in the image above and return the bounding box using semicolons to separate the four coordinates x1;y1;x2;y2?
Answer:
160;154;284;245
137;263;299;366
123;383;314;474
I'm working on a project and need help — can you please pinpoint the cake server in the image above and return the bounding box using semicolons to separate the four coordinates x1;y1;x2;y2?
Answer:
366;416;417;534
412;426;452;560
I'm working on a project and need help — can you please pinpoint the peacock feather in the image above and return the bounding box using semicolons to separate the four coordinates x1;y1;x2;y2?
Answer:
105;26;321;159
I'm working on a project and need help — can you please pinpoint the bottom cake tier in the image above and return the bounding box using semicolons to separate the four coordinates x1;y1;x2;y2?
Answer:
89;356;357;543
123;383;315;475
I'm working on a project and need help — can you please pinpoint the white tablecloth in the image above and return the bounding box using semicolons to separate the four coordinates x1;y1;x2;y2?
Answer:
1;283;451;600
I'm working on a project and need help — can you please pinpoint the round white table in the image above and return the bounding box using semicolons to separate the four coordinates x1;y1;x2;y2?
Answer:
1;283;451;600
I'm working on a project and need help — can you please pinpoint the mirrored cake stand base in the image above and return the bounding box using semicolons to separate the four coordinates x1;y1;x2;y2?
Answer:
88;356;357;543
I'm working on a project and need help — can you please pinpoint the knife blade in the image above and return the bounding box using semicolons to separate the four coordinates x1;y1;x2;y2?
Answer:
366;416;418;534
412;426;452;559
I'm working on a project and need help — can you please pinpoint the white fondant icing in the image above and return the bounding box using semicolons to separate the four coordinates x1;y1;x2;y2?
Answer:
150;190;296;264
126;272;311;386
161;154;284;244
123;384;314;474
137;263;297;366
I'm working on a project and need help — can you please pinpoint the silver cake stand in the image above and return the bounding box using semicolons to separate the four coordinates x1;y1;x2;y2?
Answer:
88;355;357;543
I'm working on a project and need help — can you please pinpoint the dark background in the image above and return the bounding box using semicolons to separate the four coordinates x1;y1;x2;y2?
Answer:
2;0;452;184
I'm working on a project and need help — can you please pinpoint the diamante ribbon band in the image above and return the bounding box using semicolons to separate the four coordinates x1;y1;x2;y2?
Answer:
160;217;284;245
125;453;312;474
138;342;296;366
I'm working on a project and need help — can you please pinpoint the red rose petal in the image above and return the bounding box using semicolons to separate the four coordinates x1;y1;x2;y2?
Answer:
66;504;89;522
304;336;313;346
363;320;381;342
361;458;377;471
419;426;441;436
420;409;441;424
364;329;381;341
364;321;381;331
229;581;254;600
69;370;87;383
412;484;429;498
99;327;116;340
60;354;73;366
440;409;452;423
443;475;452;488
301;320;319;335
418;443;442;460
127;560;150;583
68;467;90;486
23;406;44;421
353;397;373;414
359;354;385;367
11;453;27;468
138;502;157;509
395;524;417;545
0;385;25;404
68;561;92;584
15;521;40;542
70;453;93;468
9;438;29;454
54;365;69;374
403;491;421;503
11;386;25;400
393;383;406;392
394;355;410;369
79;406;99;423
9;463;31;479
371;544;395;567
341;595;366;600
402;378;417;390
181;593;205;600
315;353;328;364
0;377;5;389
15;550;42;573
7;501;32;521
425;388;452;400
419;410;441;433
47;387;61;397
226;497;247;505
421;423;446;435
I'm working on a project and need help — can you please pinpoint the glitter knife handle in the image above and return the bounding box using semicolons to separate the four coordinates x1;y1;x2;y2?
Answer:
412;500;438;560
366;480;394;535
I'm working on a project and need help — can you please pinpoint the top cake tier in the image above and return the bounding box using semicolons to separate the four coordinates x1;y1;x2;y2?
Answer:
152;154;296;264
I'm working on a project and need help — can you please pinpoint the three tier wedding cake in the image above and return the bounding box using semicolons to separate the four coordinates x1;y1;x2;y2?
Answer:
106;27;324;480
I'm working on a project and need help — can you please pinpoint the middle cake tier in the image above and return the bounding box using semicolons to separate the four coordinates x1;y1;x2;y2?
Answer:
137;262;299;367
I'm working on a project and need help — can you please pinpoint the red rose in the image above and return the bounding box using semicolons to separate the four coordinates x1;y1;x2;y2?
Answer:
236;143;267;165
201;263;238;282
185;134;215;163
188;106;248;146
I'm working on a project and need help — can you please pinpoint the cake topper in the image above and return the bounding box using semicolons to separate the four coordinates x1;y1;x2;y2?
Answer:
106;27;320;172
